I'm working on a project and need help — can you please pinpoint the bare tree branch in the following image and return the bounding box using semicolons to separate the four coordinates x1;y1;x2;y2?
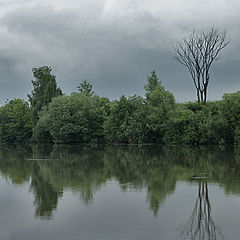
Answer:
173;28;230;104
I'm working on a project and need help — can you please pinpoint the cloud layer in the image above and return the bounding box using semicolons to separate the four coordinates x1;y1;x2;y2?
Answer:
0;0;239;104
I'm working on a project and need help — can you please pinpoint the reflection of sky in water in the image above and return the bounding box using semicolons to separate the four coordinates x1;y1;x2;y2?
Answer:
0;176;240;240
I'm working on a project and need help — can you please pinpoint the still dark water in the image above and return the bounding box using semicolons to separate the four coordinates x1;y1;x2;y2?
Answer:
0;145;240;240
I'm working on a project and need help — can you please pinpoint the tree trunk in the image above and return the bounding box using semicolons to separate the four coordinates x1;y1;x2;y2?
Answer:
200;90;204;103
196;89;200;103
203;88;207;105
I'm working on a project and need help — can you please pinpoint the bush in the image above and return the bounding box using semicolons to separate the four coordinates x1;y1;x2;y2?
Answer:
0;99;32;145
104;95;147;143
33;93;109;143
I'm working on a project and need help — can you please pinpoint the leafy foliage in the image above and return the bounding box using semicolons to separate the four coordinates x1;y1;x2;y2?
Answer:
144;71;176;143
104;95;148;143
144;70;160;99
219;92;240;144
77;79;95;96
34;93;109;143
0;99;32;145
28;66;62;125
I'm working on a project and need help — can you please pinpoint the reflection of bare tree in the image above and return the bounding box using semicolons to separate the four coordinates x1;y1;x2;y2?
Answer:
180;181;225;240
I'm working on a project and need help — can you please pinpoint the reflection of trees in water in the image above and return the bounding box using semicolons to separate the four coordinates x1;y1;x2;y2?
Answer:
0;146;32;184
180;181;224;240
103;146;177;216
29;145;178;218
30;164;63;219
146;172;176;216
48;145;107;205
28;145;107;219
0;145;240;221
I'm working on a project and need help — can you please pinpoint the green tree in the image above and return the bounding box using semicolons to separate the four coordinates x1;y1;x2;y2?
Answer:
34;93;109;143
104;95;147;143
144;70;160;100
144;71;176;143
77;79;95;96
28;66;62;125
219;91;240;144
163;109;196;145
31;106;53;143
0;99;32;145
163;102;227;145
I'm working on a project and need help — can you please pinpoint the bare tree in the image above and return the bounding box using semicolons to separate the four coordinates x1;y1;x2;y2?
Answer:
174;28;230;104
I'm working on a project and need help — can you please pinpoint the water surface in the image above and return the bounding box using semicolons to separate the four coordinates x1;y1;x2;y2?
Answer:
0;145;239;240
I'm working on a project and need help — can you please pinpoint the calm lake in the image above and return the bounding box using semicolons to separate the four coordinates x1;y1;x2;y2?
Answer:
0;145;240;240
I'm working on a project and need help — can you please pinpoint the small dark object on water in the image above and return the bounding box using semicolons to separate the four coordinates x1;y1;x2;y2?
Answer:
192;172;208;179
27;158;60;161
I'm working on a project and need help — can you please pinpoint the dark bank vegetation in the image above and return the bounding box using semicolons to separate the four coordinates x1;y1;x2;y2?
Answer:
0;65;240;146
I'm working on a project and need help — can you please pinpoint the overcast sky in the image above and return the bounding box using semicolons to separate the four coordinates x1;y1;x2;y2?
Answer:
0;0;239;104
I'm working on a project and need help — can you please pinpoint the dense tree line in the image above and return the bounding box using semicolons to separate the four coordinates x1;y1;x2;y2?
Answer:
0;66;240;145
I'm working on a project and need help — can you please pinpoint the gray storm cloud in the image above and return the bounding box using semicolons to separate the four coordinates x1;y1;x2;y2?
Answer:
0;0;239;104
